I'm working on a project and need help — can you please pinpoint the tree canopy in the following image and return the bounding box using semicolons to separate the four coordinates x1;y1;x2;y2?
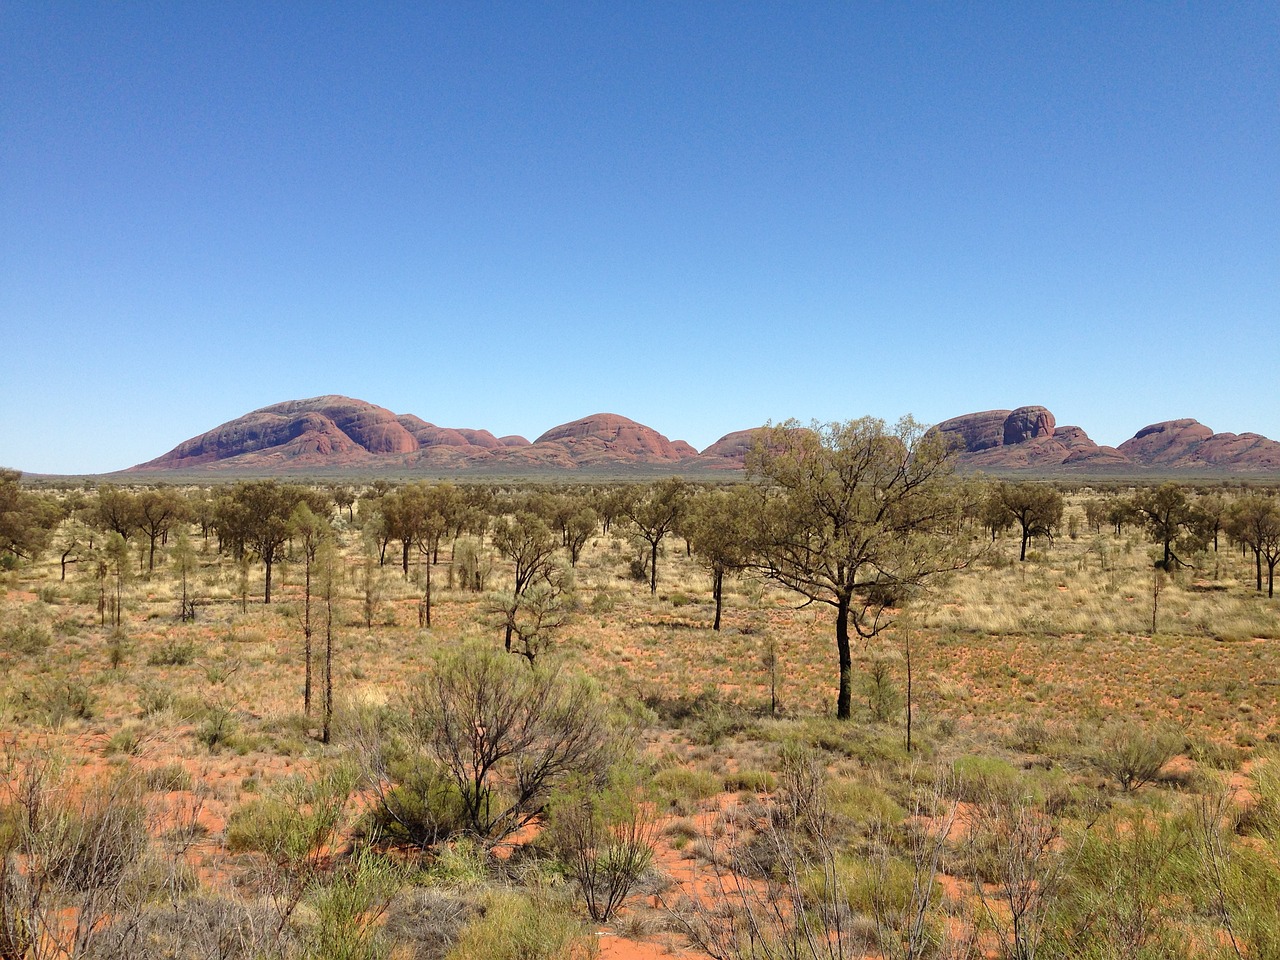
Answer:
746;417;969;719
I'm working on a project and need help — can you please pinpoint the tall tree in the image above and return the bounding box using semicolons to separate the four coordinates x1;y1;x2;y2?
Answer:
685;486;753;630
1132;482;1203;570
746;418;967;720
987;482;1064;561
490;512;560;652
172;529;197;621
624;477;690;595
0;469;61;562
135;487;187;572
93;484;140;542
230;481;328;603
1227;494;1280;597
289;503;330;715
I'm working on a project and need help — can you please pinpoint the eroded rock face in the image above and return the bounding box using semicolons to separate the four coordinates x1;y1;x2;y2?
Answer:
1118;420;1215;465
128;396;1280;475
1003;406;1055;445
934;410;1011;453
695;429;764;469
533;414;695;464
1119;420;1280;470
934;406;1127;470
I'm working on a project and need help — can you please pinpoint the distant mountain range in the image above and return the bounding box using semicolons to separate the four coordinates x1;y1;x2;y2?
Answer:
125;396;1280;476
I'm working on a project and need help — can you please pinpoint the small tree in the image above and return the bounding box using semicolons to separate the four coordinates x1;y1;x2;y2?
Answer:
317;539;340;744
1227;493;1280;597
289;503;330;715
746;418;969;720
491;512;560;652
987;482;1064;561
685;486;754;630
623;478;690;595
401;645;623;844
1132;482;1203;571
172;529;197;622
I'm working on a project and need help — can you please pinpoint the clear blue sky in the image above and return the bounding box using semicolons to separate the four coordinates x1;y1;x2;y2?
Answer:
3;2;1276;474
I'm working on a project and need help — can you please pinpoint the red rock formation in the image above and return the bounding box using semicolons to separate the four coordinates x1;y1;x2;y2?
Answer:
127;397;1280;476
1119;420;1280;471
532;414;695;465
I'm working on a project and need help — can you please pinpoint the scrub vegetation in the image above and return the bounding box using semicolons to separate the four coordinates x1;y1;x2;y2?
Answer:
1;432;1279;959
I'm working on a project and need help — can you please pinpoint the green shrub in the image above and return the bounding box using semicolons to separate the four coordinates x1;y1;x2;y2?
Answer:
445;890;592;960
951;755;1025;804
723;769;777;793
148;640;197;666
32;677;95;727
548;772;655;922
1093;721;1183;793
2;620;50;656
651;767;722;811
366;758;470;847
143;763;193;793
135;680;175;717
194;705;238;752
301;851;402;960
825;780;905;830
801;852;916;920
226;766;355;875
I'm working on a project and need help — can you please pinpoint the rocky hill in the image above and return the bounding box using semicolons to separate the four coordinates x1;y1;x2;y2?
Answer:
934;406;1280;473
134;397;708;474
128;396;1280;476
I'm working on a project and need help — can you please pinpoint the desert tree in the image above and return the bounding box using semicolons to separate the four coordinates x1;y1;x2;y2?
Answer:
684;485;754;630
331;485;356;522
317;537;340;743
0;469;61;563
289;502;331;715
564;506;598;566
623;477;690;595
92;483;141;543
490;511;561;652
400;644;624;844
1227;493;1280;597
105;532;131;627
171;529;197;622
55;517;92;581
1196;491;1228;552
746;417;969;720
1132;482;1204;570
135;486;187;572
229;481;329;603
988;481;1065;561
484;560;576;664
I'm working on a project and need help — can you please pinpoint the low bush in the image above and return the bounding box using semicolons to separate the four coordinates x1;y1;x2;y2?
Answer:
446;890;593;960
951;755;1025;804
148;640;197;666
651;767;722;812
1093;721;1183;793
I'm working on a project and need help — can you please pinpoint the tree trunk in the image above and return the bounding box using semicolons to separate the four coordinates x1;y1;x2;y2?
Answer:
712;567;723;631
1019;527;1030;561
835;594;853;720
649;540;658;595
402;540;410;577
323;602;333;744
303;558;313;717
264;553;273;604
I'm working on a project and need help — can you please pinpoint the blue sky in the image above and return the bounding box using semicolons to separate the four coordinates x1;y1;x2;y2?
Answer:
2;2;1276;474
